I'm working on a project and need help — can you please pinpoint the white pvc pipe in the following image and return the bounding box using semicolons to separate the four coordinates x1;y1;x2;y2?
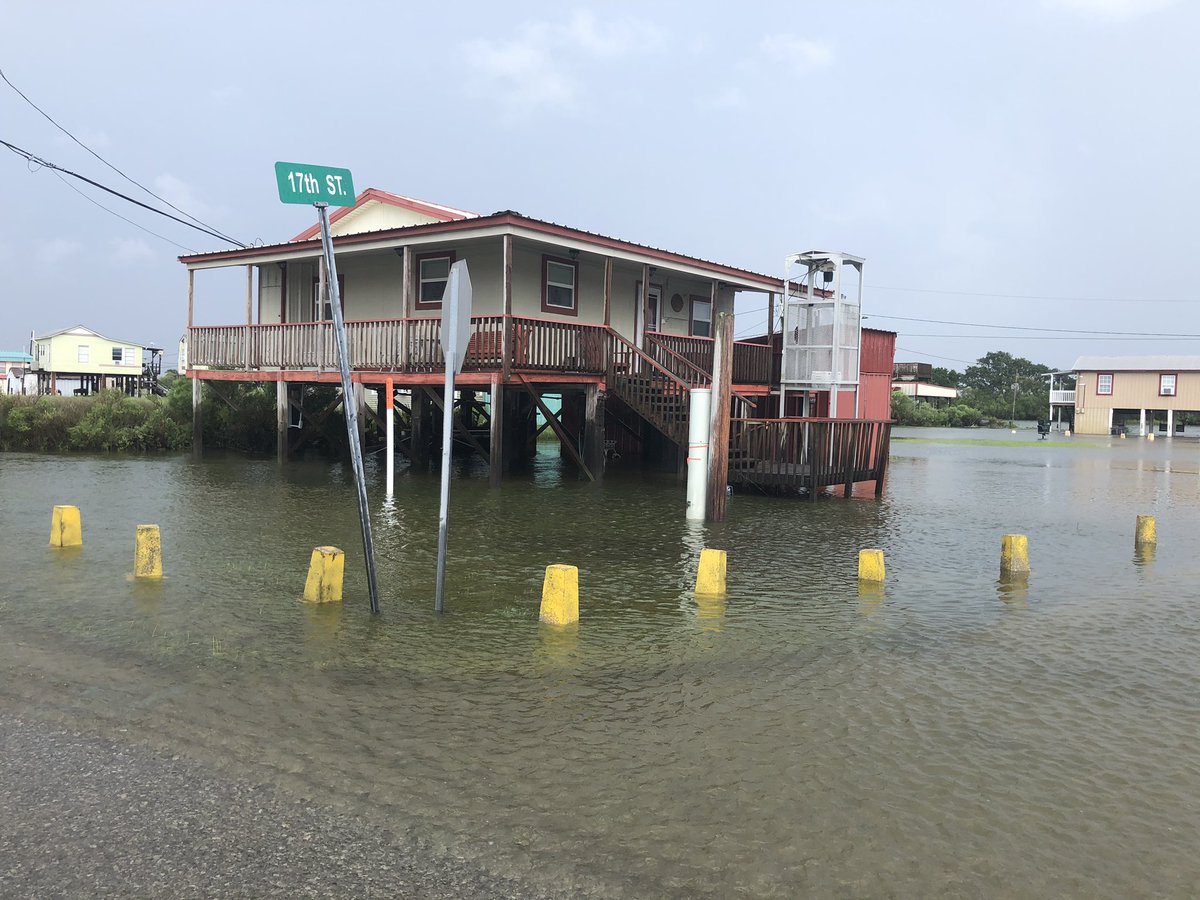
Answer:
385;396;395;496
687;388;712;521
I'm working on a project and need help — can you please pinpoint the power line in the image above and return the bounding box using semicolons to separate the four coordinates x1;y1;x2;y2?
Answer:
894;347;977;365
2;138;242;246
51;171;195;253
0;66;244;247
901;334;1200;340
868;284;1195;304
868;313;1200;338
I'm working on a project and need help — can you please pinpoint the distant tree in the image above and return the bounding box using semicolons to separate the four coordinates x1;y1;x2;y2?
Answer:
931;367;961;388
960;351;1052;421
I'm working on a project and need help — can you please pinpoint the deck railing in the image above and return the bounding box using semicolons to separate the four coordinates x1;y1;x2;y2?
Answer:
646;332;772;385
189;315;610;375
1050;389;1076;404
728;417;891;495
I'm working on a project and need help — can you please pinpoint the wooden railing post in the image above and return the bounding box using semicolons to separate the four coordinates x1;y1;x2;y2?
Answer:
706;312;734;522
501;234;512;382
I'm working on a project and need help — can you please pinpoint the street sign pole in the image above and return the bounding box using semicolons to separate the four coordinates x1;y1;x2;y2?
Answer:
434;261;472;614
276;161;379;614
315;203;381;615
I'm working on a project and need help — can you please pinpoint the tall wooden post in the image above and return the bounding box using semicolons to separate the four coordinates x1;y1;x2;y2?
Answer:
244;265;253;369
186;269;195;330
353;382;366;451
641;263;651;350
316;256;327;371
411;388;427;467
706;311;734;522
489;373;505;487
766;291;775;343
501;234;513;383
276;379;288;462
400;245;411;369
584;383;605;479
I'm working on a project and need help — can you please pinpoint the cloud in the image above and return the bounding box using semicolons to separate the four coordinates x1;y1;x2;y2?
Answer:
1045;0;1176;20
111;237;153;264
460;11;663;112
758;33;835;73
696;86;747;111
35;238;82;265
153;173;217;220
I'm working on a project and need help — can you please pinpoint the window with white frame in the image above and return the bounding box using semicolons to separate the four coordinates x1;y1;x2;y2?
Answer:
77;345;90;364
112;347;123;363
416;253;453;309
125;347;137;367
542;256;578;313
690;296;712;337
1160;373;1177;396
1097;373;1113;395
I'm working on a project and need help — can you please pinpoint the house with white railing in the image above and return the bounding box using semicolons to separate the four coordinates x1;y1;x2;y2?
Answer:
179;189;894;496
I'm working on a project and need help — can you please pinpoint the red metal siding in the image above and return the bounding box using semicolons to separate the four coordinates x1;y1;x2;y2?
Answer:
860;328;896;376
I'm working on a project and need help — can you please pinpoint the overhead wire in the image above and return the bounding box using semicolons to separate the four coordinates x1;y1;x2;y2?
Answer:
2;138;241;247
51;171;196;253
0;66;245;247
867;313;1200;338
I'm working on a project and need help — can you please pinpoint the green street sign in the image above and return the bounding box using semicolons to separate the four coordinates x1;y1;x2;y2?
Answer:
274;161;356;206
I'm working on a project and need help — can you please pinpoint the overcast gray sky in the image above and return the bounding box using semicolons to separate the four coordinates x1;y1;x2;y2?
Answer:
3;0;1197;371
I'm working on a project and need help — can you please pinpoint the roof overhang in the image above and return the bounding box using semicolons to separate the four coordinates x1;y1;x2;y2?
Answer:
180;213;783;292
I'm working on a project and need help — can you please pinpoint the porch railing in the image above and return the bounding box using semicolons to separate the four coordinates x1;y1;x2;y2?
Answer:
188;315;610;375
646;332;772;385
1050;389;1076;404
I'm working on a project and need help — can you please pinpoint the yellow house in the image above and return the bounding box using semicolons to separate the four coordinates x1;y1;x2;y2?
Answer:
32;325;146;395
1072;355;1200;436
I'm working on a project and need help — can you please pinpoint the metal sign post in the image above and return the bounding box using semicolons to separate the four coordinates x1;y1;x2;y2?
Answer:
276;161;380;615
434;260;473;614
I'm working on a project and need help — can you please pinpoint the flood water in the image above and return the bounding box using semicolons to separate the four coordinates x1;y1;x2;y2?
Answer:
2;427;1200;897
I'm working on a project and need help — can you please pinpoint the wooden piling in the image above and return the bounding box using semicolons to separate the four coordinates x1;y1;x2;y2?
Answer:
490;375;504;487
706;310;734;522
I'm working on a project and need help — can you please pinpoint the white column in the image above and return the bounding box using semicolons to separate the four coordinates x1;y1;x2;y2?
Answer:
1167;409;1174;437
686;388;711;521
1139;408;1146;437
1107;408;1114;433
385;379;395;496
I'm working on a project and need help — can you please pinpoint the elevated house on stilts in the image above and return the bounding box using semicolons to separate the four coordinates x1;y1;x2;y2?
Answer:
180;189;893;505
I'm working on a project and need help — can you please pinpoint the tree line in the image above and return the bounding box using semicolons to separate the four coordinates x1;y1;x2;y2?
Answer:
892;351;1074;426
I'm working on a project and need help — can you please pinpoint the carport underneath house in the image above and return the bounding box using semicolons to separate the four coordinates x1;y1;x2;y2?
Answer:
179;189;894;497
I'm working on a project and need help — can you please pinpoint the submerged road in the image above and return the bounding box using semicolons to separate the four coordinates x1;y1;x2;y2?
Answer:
0;713;552;899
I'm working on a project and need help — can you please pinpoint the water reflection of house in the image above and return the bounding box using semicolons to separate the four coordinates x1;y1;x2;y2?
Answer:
1069;355;1200;436
179;189;896;497
31;325;150;395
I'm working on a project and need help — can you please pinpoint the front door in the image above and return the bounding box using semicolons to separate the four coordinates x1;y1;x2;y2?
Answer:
635;282;663;351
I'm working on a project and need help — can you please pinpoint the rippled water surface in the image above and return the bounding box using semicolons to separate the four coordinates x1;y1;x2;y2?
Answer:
2;427;1200;896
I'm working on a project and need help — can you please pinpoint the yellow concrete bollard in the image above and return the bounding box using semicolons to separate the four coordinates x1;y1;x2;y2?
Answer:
1148;432;1156;442
1000;533;1030;578
303;546;344;603
1064;429;1072;437
695;548;728;595
49;505;82;548
858;548;886;583
1135;514;1157;547
539;564;579;626
133;524;163;579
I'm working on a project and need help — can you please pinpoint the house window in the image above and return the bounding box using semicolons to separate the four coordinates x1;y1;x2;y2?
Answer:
125;347;137;367
542;256;578;314
689;296;712;338
112;347;123;363
77;345;89;364
1096;373;1113;395
310;274;346;321
415;252;455;310
1160;373;1177;396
